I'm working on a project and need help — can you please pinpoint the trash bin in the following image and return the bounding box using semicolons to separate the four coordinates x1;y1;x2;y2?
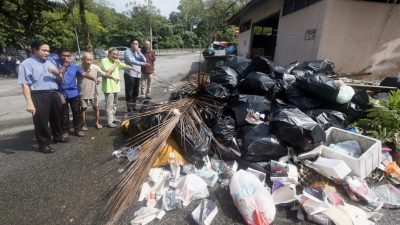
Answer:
204;55;227;73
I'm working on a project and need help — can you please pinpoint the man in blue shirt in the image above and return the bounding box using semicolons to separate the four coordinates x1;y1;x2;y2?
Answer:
55;48;97;137
124;37;149;112
18;41;67;153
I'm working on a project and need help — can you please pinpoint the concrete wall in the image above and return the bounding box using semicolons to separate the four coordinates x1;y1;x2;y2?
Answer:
274;1;327;66
318;0;400;77
237;30;252;57
235;0;283;57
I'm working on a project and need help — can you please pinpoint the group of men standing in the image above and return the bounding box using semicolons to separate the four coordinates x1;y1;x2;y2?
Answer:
18;37;156;153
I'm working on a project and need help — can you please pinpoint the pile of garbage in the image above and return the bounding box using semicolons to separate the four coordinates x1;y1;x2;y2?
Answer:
115;56;400;225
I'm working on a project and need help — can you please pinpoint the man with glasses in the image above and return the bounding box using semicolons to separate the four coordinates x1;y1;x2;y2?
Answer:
56;48;96;137
124;37;149;112
18;41;65;153
100;48;139;128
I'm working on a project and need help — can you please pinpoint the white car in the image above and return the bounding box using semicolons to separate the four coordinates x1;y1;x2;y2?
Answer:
105;46;128;59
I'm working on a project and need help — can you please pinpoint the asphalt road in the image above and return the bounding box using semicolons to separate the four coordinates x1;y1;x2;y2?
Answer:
0;53;398;225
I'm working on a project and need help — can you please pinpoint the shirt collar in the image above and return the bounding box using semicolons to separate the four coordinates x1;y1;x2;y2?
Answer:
32;55;46;63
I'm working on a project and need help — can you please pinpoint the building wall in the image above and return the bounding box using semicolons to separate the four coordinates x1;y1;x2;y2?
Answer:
235;0;283;57
274;1;327;66
318;0;400;76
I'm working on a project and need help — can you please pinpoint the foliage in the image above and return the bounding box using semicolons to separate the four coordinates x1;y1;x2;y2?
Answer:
354;90;400;149
0;0;250;51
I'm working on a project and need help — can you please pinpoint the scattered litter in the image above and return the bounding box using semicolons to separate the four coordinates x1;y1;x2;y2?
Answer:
191;199;218;225
162;190;182;212
271;181;296;205
112;145;141;162
176;174;209;206
309;157;351;180
373;183;400;209
270;160;298;185
130;207;165;225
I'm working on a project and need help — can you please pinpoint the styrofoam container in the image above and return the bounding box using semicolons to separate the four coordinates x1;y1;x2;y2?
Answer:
315;127;382;179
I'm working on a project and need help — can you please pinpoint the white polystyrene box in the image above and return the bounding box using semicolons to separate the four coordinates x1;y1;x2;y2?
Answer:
316;127;382;179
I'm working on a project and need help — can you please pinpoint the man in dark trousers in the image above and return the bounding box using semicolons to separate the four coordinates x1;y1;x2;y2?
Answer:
140;40;156;99
55;48;97;137
124;37;149;112
18;41;67;153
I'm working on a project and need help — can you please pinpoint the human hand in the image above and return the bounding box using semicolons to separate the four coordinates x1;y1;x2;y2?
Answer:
48;65;58;74
96;80;101;85
114;77;120;83
26;102;36;116
114;59;120;64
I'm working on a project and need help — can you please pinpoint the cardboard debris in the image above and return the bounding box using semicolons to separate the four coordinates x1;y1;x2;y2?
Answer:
191;199;218;225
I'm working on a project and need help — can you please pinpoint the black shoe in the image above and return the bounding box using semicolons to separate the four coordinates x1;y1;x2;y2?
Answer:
39;145;55;154
145;96;152;100
54;136;69;143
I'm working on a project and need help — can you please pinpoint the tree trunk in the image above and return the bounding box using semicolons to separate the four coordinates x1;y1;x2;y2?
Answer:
79;0;92;51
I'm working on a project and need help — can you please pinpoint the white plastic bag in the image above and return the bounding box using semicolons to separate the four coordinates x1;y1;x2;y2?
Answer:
176;174;209;206
230;170;276;225
336;85;355;104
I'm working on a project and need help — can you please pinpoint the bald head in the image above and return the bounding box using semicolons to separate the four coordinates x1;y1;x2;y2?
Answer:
82;52;93;66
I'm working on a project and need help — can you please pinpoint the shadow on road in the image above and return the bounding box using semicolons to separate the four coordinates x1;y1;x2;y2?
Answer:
0;129;37;154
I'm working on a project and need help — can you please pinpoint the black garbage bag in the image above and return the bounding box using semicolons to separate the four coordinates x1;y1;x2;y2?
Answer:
351;89;369;109
303;60;335;75
198;105;223;128
238;124;288;162
200;82;230;100
296;74;340;103
305;109;348;130
228;95;271;127
284;62;302;74
270;101;326;153
286;84;323;110
225;56;251;75
169;91;186;100
211;116;236;146
211;66;238;89
173;123;213;167
128;111;171;135
238;71;276;96
330;101;363;123
380;77;400;88
240;56;275;81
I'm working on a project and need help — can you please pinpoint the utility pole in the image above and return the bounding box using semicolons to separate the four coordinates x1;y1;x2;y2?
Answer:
147;0;153;49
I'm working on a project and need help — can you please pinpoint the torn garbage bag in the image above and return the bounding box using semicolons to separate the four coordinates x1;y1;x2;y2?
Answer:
305;109;348;130
330;101;363;123
200;82;230;100
240;56;275;81
238;124;288;162
270;102;326;153
228;95;271;127
230;170;276;225
238;71;276;97
226;56;251;75
211;66;238;89
296;74;340;103
173;122;212;167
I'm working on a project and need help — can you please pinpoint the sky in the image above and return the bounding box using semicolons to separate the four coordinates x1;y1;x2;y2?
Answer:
110;0;181;18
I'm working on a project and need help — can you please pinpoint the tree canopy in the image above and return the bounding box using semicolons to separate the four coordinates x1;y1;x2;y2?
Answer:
0;0;250;52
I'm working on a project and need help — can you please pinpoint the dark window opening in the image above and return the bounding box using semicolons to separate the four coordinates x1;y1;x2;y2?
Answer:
282;0;322;16
240;20;251;32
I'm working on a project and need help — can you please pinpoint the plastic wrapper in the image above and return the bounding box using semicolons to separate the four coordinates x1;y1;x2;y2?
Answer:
240;56;275;81
228;95;271;127
238;71;276;96
176;174;209;206
226;56;251;75
229;170;276;225
211;66;238;89
162;190;183;212
296;74;340;103
329;140;362;157
305;109;348;130
372;184;400;209
201;82;230;100
238;124;288;162
270;102;326;153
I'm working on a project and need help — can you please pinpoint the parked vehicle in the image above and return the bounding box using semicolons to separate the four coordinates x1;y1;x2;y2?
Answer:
106;46;128;59
94;48;106;59
0;55;20;76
